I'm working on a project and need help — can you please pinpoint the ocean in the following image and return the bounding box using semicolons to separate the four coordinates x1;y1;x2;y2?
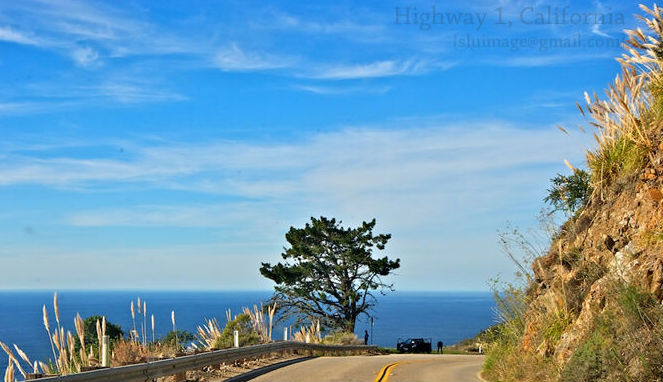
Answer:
0;290;495;372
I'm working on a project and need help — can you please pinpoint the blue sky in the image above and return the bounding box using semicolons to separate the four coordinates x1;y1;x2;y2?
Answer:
0;0;642;290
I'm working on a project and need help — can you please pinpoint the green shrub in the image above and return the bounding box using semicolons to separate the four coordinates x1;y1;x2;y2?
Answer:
213;313;260;349
545;170;591;215
77;315;123;353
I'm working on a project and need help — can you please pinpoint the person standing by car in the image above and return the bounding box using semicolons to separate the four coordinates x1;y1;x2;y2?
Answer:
364;330;369;345
437;340;443;354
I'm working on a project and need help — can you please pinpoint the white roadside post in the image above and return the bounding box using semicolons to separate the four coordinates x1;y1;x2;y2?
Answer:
233;330;239;348
101;335;110;367
283;327;288;341
305;334;310;344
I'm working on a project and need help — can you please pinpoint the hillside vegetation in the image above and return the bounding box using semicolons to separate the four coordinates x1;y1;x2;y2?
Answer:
483;5;663;382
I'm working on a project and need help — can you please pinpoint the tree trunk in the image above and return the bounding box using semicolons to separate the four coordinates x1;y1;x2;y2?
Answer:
342;312;355;333
344;320;355;333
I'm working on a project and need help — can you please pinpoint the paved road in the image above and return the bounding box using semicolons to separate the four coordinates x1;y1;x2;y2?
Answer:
249;354;485;382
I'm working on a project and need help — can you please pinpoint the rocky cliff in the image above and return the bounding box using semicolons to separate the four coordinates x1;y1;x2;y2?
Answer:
484;5;663;382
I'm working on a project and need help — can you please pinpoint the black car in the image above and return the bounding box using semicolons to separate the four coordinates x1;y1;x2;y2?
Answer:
396;337;432;353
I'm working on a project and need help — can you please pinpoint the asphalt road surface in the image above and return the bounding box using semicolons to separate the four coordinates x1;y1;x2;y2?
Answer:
249;354;485;382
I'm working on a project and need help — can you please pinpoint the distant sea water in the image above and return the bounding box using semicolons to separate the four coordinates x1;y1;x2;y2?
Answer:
0;290;495;372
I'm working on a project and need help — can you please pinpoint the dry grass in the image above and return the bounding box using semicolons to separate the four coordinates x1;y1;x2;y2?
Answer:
110;340;178;366
0;342;32;381
128;297;150;345
3;359;13;382
243;303;277;343
196;318;223;351
195;304;277;351
292;321;322;343
321;331;363;345
110;340;149;366
37;293;104;374
578;4;663;197
130;300;136;341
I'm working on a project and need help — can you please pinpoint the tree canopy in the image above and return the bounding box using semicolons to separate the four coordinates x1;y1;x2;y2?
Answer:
78;315;123;352
260;216;400;332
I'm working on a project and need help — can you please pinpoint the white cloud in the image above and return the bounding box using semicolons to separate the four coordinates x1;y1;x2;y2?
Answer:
211;45;450;79
0;26;38;45
590;0;612;37
0;0;200;67
0;120;593;237
0;101;71;116
87;83;187;103
591;23;610;37
15;80;187;105
67;203;270;227
0;102;36;114
262;9;386;37
305;59;431;80
71;46;100;67
0;122;589;191
291;84;391;95
214;43;296;72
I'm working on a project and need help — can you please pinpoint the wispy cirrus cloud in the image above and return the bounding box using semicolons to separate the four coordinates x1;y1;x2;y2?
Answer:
86;83;187;103
0;26;38;45
213;43;297;72
303;59;455;80
305;59;420;80
291;84;391;95
17;75;187;105
0;120;590;198
70;46;100;68
67;202;279;228
0;102;38;114
0;101;75;116
210;42;452;79
0;0;202;67
256;8;387;39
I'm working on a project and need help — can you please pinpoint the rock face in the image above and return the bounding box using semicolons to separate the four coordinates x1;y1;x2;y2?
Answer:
525;137;663;369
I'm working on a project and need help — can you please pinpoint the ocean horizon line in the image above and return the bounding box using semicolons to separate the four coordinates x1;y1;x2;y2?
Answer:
0;288;492;294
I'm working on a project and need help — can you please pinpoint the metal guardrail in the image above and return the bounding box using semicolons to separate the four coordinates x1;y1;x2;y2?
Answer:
33;342;377;382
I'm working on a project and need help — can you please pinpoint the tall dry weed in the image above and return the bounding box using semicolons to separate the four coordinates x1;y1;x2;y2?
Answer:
292;321;321;343
576;5;663;196
243;303;277;343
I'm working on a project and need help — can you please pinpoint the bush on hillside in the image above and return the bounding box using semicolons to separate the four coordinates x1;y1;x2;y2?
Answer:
544;170;591;215
213;313;260;349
